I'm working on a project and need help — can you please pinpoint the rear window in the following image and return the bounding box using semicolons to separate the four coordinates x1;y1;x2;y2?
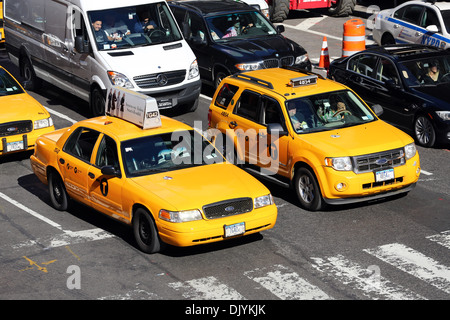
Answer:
214;83;239;109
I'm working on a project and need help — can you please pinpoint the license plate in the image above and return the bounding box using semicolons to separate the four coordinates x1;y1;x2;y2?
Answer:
375;168;394;182
224;222;245;238
6;140;24;152
157;99;173;109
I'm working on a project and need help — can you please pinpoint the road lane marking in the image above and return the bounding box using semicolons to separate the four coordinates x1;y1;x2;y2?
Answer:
427;230;450;250
45;107;77;124
420;170;433;175
364;243;450;294
244;264;332;300
311;254;425;300
168;276;245;300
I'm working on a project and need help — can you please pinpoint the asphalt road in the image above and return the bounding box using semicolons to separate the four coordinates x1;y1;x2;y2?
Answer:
1;2;449;310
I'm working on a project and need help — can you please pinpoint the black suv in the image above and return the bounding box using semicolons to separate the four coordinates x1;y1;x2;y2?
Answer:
169;0;311;88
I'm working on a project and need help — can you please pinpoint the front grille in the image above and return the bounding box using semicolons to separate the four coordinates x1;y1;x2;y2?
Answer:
203;198;253;219
133;70;186;89
0;121;32;137
263;56;294;69
363;177;404;189
353;148;405;174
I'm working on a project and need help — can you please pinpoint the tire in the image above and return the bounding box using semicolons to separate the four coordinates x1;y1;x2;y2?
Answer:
328;0;356;17
214;70;228;89
184;97;199;113
90;87;106;117
381;33;396;45
294;167;323;211
48;171;69;211
21;58;42;91
414;115;436;147
133;208;162;254
271;0;289;23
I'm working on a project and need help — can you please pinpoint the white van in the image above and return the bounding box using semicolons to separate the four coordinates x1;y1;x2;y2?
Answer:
3;0;201;115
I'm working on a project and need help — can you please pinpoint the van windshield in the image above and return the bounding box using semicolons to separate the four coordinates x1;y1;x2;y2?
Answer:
88;2;182;51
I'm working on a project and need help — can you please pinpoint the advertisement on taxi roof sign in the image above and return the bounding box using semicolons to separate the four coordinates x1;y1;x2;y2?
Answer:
105;86;161;129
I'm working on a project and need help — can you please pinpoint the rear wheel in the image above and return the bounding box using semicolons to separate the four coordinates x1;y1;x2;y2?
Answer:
270;0;290;23
133;208;162;254
48;171;68;211
294;167;323;211
21;58;42;91
328;0;356;17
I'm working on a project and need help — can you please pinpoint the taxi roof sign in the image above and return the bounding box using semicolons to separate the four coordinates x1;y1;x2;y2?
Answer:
105;86;161;129
289;75;318;88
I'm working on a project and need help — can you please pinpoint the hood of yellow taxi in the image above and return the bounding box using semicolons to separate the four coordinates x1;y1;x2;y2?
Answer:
301;120;413;157
130;163;269;211
0;93;49;122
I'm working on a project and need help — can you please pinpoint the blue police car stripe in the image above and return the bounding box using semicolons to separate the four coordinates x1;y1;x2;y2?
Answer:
386;17;450;44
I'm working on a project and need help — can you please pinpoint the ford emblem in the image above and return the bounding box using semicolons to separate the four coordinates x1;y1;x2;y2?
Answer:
224;206;235;212
7;127;18;132
376;158;388;165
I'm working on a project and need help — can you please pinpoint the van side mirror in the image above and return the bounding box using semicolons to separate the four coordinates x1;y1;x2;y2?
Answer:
75;36;89;53
371;104;383;117
267;123;288;136
276;25;285;34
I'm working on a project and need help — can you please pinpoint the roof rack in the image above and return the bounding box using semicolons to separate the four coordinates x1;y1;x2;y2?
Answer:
231;74;274;89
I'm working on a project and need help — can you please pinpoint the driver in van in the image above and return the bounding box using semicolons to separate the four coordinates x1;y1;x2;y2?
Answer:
103;12;131;40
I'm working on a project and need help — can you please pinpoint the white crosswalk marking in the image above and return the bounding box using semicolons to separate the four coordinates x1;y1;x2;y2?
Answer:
364;243;450;294
311;254;425;300
426;230;450;250
244;264;332;300
168;276;245;300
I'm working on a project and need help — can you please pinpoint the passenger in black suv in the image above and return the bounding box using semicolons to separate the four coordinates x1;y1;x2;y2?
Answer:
169;0;311;88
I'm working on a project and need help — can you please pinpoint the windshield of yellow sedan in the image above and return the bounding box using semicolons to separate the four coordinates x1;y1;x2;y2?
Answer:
121;130;224;177
0;68;24;96
286;90;376;133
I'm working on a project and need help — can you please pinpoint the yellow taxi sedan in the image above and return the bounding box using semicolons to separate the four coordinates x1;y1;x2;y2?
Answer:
0;66;54;155
30;94;277;253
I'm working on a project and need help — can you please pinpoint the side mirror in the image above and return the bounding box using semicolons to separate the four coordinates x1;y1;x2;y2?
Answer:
75;36;89;53
267;123;288;136
385;79;401;90
101;165;121;178
426;25;439;33
371;104;383;117
276;25;285;34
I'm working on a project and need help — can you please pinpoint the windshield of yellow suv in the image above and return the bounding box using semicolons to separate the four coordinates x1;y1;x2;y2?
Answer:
121;130;224;177
205;10;275;42
0;68;24;96
285;90;376;133
88;2;182;51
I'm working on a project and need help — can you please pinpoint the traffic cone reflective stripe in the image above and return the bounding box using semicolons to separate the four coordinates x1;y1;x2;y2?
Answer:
318;36;330;69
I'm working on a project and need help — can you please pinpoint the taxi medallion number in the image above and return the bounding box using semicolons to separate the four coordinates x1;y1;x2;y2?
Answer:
224;222;245;238
6;140;24;152
375;168;394;182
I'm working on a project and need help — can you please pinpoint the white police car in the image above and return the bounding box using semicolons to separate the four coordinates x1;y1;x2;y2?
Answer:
373;0;450;49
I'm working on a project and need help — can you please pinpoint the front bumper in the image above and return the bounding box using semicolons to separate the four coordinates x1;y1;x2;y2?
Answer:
0;126;55;156
156;204;277;247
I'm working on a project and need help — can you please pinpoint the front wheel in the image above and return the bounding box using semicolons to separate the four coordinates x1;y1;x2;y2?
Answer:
48;171;69;211
294;167;323;211
414;115;436;147
133;208;162;254
328;0;356;17
90;87;106;116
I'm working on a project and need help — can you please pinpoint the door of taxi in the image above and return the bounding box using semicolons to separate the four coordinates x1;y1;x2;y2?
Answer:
58;127;101;205
88;134;127;221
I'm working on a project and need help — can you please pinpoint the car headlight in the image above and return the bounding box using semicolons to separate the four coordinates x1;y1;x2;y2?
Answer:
159;209;202;223
436;111;450;121
254;194;273;208
188;59;199;80
34;117;53;129
235;61;264;71
295;53;309;65
404;142;417;160
325;157;353;171
107;71;134;89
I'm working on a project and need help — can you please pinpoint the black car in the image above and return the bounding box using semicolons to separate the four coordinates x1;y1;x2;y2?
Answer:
169;0;311;88
328;44;450;147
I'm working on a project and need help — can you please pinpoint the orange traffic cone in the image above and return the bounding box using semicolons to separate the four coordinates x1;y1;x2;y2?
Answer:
318;36;330;69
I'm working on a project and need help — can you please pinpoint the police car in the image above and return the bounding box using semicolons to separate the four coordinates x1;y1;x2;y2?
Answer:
208;67;421;211
373;0;450;49
30;87;277;253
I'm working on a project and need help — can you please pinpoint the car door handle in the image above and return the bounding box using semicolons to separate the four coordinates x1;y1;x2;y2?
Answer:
229;121;237;128
415;31;422;36
59;158;65;164
393;24;400;29
88;172;95;179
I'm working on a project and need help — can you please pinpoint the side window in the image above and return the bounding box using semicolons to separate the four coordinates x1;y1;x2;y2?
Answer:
376;58;400;84
234;90;261;122
261;96;284;128
72;7;89;51
64;127;101;162
95;135;120;170
214;83;239;109
421;8;441;32
400;5;424;25
354;54;378;78
187;12;208;41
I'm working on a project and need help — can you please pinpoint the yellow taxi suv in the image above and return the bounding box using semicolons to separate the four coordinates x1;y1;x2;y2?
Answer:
30;88;277;253
208;67;421;211
0;66;54;156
